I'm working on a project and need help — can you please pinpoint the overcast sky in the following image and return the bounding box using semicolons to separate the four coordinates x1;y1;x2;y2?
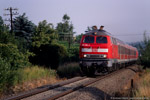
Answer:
0;0;150;42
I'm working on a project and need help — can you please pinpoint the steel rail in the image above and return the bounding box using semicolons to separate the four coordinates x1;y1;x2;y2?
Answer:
5;77;86;100
46;68;129;100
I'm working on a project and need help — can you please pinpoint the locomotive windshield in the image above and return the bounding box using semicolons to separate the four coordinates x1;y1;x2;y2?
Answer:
83;36;94;43
96;36;107;43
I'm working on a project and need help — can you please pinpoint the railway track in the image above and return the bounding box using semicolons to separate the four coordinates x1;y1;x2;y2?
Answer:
4;66;138;100
5;77;86;100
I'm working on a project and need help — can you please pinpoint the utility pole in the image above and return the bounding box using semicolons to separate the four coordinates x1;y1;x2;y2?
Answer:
4;7;18;34
68;32;71;49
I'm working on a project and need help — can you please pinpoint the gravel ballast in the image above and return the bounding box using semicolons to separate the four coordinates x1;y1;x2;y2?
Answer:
57;65;139;100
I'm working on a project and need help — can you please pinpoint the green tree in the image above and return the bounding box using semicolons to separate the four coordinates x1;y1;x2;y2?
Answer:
56;14;75;41
30;20;65;69
75;34;83;43
0;16;16;44
0;16;5;33
139;33;150;68
32;20;58;47
13;13;36;50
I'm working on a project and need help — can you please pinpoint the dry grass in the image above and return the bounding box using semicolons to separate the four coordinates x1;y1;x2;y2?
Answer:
19;66;57;82
135;68;150;97
10;66;65;93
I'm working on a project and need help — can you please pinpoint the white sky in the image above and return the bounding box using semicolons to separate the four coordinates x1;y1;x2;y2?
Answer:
0;0;150;42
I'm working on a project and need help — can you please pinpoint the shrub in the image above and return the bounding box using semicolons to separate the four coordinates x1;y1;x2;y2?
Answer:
0;56;22;92
30;43;68;69
0;57;10;92
68;46;79;62
0;43;30;92
139;33;150;69
57;63;81;78
0;43;30;70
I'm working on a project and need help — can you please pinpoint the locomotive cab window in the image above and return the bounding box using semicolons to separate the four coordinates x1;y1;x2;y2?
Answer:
96;36;107;43
83;36;94;43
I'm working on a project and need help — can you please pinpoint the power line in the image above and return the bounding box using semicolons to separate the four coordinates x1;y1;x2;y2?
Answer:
114;33;150;36
4;7;19;34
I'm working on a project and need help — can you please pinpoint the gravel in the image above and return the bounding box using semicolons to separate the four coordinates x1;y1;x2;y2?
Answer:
21;77;94;100
57;65;139;100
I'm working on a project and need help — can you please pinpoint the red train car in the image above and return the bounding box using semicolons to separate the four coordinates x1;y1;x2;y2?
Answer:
79;26;138;75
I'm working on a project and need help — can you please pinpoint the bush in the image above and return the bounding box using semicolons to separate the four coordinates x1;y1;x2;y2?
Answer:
0;57;10;92
68;46;79;62
0;43;30;92
0;57;22;92
57;63;81;78
30;43;68;69
139;33;150;69
0;43;30;70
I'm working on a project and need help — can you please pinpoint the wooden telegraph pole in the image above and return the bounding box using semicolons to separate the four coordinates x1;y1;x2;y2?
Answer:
4;7;18;34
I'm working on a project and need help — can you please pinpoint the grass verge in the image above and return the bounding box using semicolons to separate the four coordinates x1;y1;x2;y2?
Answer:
0;66;63;98
18;66;57;82
134;68;150;97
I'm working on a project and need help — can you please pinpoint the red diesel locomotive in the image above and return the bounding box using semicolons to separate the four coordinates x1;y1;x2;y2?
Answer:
79;26;138;75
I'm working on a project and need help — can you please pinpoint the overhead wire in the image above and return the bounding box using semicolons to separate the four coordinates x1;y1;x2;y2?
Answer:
114;33;150;36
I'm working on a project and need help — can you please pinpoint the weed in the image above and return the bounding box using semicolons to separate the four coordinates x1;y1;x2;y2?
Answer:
134;68;150;97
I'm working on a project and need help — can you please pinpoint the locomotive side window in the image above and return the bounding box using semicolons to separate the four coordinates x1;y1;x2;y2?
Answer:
96;36;107;43
83;36;94;43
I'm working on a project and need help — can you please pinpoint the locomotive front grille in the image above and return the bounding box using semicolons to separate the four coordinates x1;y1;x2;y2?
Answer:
90;55;99;58
89;54;105;58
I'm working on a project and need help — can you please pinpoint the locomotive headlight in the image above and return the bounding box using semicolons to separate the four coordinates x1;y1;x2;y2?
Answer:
103;54;107;58
83;54;87;58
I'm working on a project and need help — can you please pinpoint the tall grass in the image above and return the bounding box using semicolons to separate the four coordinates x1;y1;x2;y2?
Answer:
17;66;57;83
57;63;81;78
135;68;150;97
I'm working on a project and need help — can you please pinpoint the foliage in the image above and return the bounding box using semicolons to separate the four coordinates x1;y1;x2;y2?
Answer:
30;43;68;69
13;13;36;38
0;16;15;44
0;43;30;70
13;13;36;49
68;46;79;62
0;56;11;92
57;63;81;78
75;34;83;43
32;20;58;47
0;32;16;44
139;33;150;68
56;14;75;41
0;16;9;34
0;55;25;93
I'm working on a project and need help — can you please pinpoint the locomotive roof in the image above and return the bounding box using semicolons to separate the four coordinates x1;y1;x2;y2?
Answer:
85;29;112;36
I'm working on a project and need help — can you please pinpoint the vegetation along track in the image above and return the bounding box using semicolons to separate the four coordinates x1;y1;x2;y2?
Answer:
4;65;138;100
